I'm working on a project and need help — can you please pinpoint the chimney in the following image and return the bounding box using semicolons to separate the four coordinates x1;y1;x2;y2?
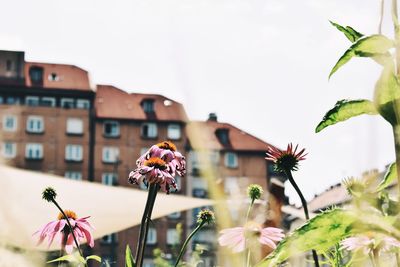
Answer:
208;113;217;122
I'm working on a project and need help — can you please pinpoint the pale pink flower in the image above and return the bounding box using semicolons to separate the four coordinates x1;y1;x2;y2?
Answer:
136;141;186;177
129;157;177;193
382;237;400;252
35;210;94;254
341;235;400;254
218;222;284;253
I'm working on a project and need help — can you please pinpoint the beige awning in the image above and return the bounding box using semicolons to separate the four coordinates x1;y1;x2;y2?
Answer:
0;165;212;251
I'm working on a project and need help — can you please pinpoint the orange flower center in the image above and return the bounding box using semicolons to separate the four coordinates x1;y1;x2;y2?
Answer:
57;210;77;220
156;141;177;151
144;157;167;169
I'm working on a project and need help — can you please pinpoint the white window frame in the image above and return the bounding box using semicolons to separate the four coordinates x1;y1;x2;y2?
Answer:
141;123;157;138
25;143;43;159
76;99;90;109
2;142;16;159
65;171;82;180
167;229;179;245
102;147;119;163
147;228;157;245
66;118;83;135
61;98;74;108
41;97;56;107
103;120;120;137
3;115;17;132
26;116;44;133
102;173;118;186
224;176;240;195
167;124;181;140
65;144;83;162
26;96;39;106
224;152;238;168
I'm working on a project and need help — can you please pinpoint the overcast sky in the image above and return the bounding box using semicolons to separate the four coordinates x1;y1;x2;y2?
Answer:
0;0;396;204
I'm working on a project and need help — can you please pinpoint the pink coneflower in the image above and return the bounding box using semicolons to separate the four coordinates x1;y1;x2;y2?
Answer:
136;141;186;177
265;143;307;172
129;157;177;193
218;222;284;253
341;235;400;254
35;210;94;254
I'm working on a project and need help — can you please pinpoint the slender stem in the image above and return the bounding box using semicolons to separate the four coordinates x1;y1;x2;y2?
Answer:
245;199;254;223
51;199;86;266
396;252;400;267
174;221;205;267
285;170;320;267
379;0;385;34
393;126;400;201
135;184;158;267
246;249;251;267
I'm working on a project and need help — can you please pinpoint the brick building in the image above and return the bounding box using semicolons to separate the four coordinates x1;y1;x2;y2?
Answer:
0;49;285;267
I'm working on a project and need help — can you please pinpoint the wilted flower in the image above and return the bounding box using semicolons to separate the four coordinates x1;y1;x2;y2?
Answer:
136;141;186;177
341;234;400;254
129;157;177;193
35;210;94;254
247;184;263;201
266;143;307;172
42;187;57;202
218;222;284;253
197;209;215;225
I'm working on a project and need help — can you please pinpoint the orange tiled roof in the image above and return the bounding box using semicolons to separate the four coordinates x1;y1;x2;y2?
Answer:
187;120;274;152
95;85;188;122
24;62;92;91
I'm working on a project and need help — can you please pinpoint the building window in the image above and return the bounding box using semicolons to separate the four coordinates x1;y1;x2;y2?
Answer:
167;212;181;219
65;171;82;180
142;99;154;113
141;123;157;138
147;228;157;245
6;96;20;105
76;99;90;109
3;115;17;132
6;60;12;71
25;96;40;106
143;260;155;267
26;116;44;133
25;143;43;159
140;147;150;156
224;177;240;195
224;152;238;168
2;142;16;159
103;121;120;137
101;233;118;244
175;176;182;190
0;96;3;104
41;97;56;107
102;173;118;186
167;229;179;245
102;147;119;163
61;98;74;109
29;66;44;85
66;118;83;135
48;73;59;81
167;124;181;140
65;145;83;162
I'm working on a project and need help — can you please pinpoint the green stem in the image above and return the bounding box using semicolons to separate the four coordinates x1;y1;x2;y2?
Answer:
379;0;385;34
396;252;400;267
285;170;320;267
51;200;87;267
244;198;254;267
135;184;158;267
174;221;205;267
393;126;400;201
246;249;251;267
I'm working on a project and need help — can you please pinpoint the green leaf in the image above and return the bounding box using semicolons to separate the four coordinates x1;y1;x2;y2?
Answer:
86;255;102;263
377;163;397;191
47;254;81;263
125;245;136;267
315;99;378;133
330;21;363;42
255;209;356;267
374;64;400;125
329;35;394;78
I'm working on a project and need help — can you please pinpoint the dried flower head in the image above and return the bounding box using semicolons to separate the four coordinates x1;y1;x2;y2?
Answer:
42;187;57;202
266;143;307;172
247;184;263;201
342;177;366;197
197;209;215;225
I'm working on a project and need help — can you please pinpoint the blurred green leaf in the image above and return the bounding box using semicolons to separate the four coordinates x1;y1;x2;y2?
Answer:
255;209;356;267
125;245;136;267
377;163;397;191
329;35;394;78
86;255;102;263
315;99;377;132
47;254;84;264
329;21;363;42
374;64;400;125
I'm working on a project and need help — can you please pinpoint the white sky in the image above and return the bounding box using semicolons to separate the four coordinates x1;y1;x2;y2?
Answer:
0;0;396;204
